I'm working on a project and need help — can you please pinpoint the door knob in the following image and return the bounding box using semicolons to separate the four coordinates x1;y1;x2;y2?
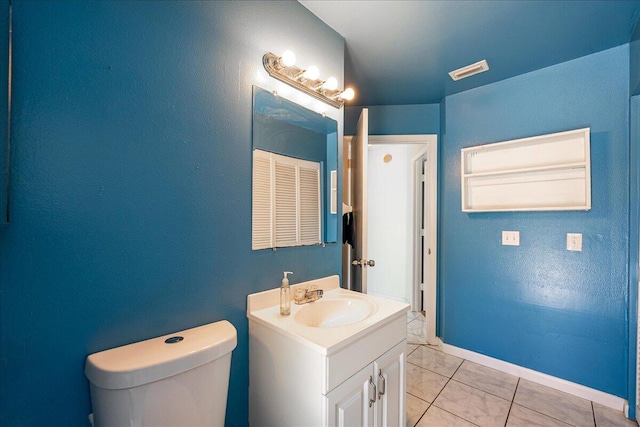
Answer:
352;259;376;267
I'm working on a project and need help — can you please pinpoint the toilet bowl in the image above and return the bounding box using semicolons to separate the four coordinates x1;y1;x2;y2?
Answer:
85;320;237;427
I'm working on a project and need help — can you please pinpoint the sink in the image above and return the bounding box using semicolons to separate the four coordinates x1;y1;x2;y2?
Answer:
247;275;410;350
293;296;377;328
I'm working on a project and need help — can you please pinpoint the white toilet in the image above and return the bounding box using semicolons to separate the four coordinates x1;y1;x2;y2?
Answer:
85;320;237;427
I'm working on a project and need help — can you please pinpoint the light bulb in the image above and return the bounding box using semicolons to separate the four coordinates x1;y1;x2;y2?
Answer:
340;87;355;101
323;77;338;91
302;65;320;81
280;50;296;67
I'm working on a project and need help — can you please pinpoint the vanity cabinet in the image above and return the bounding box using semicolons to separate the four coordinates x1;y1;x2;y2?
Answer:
326;341;405;427
247;276;409;427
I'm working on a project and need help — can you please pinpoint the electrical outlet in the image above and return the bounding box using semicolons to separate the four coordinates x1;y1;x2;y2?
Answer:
567;233;582;251
502;231;520;246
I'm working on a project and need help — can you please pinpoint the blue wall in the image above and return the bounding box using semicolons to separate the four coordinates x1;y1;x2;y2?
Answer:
345;104;440;136
440;45;630;397
631;18;640;96
0;2;344;426
629;94;640;418
0;0;8;225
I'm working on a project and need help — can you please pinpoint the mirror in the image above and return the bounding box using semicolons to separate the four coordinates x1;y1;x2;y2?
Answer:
252;86;338;249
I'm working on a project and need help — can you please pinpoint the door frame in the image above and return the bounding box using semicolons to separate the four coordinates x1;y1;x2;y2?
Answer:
412;150;428;312
367;134;438;345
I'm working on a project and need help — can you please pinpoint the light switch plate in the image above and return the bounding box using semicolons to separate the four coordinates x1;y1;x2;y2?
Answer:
567;233;582;251
502;231;520;246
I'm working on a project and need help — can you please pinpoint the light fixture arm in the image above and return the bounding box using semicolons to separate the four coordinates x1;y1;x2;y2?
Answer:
262;52;347;109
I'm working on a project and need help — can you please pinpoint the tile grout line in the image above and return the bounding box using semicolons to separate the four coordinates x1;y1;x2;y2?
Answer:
405;319;623;427
411;401;428;427
427;352;487;426
406;323;484;426
509;379;584;427
408;343;463;425
409;346;576;426
430;406;483;427
503;377;520;427
448;360;518;403
407;343;435;427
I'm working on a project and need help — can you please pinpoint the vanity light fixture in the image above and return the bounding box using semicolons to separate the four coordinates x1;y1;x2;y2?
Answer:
263;51;355;109
449;59;490;81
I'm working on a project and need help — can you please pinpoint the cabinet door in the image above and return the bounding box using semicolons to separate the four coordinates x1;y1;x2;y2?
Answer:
374;341;406;427
326;363;375;427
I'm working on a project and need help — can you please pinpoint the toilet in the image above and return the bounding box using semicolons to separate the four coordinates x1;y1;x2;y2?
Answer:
85;320;237;427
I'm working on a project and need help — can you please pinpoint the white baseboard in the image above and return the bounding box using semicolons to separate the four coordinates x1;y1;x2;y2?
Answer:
440;340;627;412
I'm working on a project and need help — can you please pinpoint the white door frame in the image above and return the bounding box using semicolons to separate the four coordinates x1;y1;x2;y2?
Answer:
368;135;438;345
412;150;428;312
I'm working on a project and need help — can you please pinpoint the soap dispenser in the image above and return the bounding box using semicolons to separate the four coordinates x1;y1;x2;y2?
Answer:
280;271;293;316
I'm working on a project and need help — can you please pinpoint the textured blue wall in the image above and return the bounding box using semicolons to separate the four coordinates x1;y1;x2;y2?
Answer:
440;45;630;397
629;95;640;418
0;0;8;226
0;2;343;426
345;104;440;136
631;18;640;96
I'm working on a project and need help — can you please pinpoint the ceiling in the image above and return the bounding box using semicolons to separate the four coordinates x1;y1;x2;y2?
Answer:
299;0;640;106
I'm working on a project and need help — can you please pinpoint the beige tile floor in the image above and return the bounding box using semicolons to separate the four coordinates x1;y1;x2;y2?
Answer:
405;312;638;427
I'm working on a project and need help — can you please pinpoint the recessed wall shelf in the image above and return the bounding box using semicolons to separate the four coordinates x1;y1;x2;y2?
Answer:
461;127;591;212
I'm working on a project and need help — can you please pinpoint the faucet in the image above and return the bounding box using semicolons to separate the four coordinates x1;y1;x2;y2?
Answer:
294;285;324;305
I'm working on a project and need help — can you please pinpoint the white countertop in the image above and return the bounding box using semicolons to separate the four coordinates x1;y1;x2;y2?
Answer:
247;275;410;355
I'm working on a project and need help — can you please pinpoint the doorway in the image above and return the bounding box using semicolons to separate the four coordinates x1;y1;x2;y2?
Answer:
343;133;438;344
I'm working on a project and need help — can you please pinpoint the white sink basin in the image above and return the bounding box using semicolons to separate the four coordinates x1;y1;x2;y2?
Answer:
247;276;410;352
294;296;377;328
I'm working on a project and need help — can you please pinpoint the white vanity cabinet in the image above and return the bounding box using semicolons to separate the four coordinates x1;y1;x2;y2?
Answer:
247;276;409;427
326;340;405;427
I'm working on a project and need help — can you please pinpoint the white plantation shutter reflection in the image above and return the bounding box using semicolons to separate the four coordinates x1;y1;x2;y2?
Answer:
252;150;273;250
275;161;298;247
299;166;321;244
252;149;321;249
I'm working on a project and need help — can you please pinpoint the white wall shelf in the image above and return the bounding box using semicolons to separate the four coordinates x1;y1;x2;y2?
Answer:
461;128;591;212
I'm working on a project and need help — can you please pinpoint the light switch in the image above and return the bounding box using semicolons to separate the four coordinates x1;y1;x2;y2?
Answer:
567;233;582;251
502;231;520;246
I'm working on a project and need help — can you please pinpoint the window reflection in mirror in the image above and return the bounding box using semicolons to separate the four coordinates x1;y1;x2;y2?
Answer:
252;86;338;249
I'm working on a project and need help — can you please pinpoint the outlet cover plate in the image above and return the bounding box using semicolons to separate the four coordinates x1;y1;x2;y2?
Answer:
567;233;582;251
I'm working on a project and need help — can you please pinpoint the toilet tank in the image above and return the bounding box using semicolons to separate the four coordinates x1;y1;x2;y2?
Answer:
85;320;237;427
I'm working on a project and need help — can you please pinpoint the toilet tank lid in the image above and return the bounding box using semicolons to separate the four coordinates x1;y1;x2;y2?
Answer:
85;320;237;390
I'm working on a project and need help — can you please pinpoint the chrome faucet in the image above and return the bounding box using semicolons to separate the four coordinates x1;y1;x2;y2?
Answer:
294;285;324;305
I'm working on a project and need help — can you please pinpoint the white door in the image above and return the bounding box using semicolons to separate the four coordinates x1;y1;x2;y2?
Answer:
374;341;406;427
351;109;370;293
357;134;439;344
326;362;375;427
367;144;426;304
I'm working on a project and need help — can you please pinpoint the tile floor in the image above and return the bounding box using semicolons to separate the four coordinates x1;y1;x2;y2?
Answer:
405;311;637;427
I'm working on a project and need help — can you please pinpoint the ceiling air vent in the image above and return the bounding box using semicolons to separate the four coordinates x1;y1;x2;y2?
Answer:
449;60;489;81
